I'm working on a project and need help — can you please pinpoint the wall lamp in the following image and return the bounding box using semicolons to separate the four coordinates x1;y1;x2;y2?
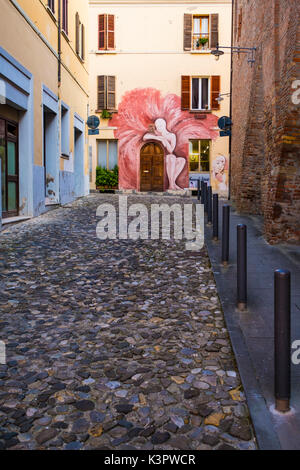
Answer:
216;93;231;103
211;44;256;66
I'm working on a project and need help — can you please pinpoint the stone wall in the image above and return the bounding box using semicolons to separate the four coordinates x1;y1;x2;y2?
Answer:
231;0;300;244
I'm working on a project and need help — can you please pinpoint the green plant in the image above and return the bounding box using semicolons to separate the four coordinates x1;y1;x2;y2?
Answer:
101;109;112;119
96;165;119;189
199;37;209;46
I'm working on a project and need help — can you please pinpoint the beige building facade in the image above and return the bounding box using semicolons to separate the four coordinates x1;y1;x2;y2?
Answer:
0;0;89;228
88;0;232;195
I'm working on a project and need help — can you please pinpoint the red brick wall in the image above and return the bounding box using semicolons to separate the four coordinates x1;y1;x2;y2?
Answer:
231;0;300;244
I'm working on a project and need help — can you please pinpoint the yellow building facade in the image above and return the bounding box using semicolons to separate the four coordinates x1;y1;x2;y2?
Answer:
0;0;89;227
88;0;231;195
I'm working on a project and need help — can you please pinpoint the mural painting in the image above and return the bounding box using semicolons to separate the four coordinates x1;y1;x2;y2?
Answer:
110;88;218;191
211;154;229;193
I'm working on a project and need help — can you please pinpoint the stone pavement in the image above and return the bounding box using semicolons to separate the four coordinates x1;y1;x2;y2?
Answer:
0;194;256;450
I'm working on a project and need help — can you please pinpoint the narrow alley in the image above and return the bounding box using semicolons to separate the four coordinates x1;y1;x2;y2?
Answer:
0;194;256;450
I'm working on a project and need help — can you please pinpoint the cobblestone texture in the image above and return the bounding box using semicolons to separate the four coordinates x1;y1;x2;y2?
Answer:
0;194;257;450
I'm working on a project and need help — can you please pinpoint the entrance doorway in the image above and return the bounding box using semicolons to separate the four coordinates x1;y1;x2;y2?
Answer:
74;127;84;198
0;118;19;218
140;143;164;192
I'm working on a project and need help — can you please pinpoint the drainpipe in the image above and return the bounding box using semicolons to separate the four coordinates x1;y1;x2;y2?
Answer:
228;0;234;200
58;0;62;89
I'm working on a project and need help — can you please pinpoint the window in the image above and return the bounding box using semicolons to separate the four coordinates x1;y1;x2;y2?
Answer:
48;0;55;14
76;13;85;60
183;13;218;51
189;140;210;172
97;140;118;170
181;75;220;111
61;104;70;157
62;0;68;35
192;16;209;50
0;118;19;217
97;75;116;111
192;77;210;110
98;14;115;50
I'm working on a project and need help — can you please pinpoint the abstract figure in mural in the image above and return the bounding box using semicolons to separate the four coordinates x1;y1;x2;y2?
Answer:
143;118;186;190
110;88;219;190
212;155;228;191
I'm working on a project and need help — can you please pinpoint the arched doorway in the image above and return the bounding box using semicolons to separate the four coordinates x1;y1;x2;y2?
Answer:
140;142;164;192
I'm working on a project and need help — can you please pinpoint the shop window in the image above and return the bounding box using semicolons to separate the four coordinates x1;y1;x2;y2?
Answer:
0;118;19;217
189;139;210;172
97;140;118;170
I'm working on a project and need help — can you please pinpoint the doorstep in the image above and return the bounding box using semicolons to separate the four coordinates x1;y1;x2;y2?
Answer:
2;216;32;225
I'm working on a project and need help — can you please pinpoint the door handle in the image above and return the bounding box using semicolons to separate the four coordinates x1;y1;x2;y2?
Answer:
143;170;150;173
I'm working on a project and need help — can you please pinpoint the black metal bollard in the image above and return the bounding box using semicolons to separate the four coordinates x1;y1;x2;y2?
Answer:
212;194;219;240
197;179;201;201
201;180;205;204
237;224;247;310
207;186;212;225
274;269;291;413
204;184;209;214
222;205;230;265
203;183;208;213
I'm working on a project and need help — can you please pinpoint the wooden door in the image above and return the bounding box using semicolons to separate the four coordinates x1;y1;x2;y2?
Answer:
140;143;164;192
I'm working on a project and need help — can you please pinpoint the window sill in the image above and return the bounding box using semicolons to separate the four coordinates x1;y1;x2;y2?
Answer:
190;49;211;54
95;50;117;55
46;6;57;24
190;109;211;112
61;30;69;42
95;110;117;114
76;53;85;64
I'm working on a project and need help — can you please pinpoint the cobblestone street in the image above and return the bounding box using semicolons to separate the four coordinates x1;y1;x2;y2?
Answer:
0;194;256;450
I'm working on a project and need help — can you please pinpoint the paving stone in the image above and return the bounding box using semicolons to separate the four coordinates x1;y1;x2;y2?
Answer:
36;429;58;445
0;194;256;451
151;432;170;445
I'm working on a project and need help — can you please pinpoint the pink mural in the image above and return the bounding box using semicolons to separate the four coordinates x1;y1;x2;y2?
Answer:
110;88;218;190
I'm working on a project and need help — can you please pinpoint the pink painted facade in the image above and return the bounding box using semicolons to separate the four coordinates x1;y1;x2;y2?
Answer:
110;88;219;191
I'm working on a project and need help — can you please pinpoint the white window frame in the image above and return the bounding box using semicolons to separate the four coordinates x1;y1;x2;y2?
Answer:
97;139;118;170
191;77;211;111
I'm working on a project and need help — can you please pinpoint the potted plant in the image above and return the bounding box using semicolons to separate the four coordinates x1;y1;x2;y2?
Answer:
96;165;119;192
101;109;112;119
199;37;209;50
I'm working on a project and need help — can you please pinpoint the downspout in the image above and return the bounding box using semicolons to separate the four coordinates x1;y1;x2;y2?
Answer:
58;0;62;89
228;0;234;200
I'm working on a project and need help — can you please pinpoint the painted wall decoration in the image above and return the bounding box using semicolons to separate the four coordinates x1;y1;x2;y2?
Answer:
110;88;218;190
211;154;229;192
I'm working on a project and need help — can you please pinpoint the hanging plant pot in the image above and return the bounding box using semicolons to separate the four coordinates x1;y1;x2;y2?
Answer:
101;109;112;119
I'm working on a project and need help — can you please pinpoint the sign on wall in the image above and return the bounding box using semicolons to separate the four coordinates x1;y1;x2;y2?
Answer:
189;173;210;188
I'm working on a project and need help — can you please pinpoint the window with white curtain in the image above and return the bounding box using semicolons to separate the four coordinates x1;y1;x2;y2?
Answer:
97;140;118;169
192;16;209;50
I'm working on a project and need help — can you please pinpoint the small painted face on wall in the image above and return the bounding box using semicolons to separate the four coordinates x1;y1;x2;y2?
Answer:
213;155;226;175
